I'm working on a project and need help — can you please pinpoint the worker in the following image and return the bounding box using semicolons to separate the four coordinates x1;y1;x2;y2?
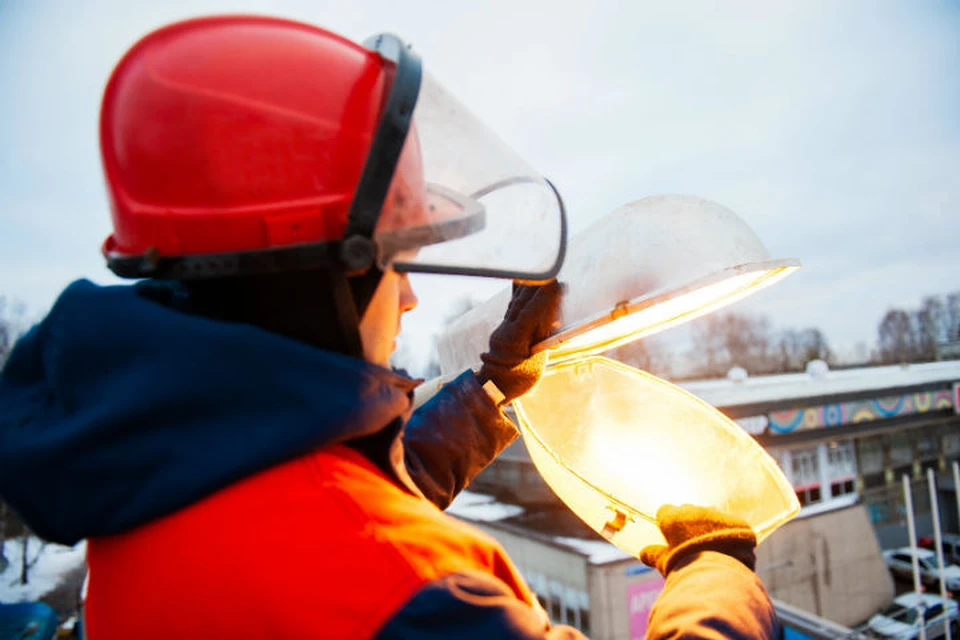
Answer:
0;15;775;639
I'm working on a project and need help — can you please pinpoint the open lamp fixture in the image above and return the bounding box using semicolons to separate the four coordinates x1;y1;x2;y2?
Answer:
436;195;802;554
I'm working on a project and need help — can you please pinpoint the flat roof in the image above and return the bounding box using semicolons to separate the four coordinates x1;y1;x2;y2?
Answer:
678;360;960;408
447;490;633;565
449;495;864;565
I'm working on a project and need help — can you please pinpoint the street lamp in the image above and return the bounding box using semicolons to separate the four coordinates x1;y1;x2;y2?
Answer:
437;195;801;555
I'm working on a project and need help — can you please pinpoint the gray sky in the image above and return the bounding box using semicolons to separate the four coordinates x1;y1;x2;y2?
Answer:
2;1;959;375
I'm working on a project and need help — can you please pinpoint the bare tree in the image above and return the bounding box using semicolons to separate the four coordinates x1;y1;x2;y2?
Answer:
873;292;960;363
686;310;836;378
914;296;946;360
773;328;802;372
606;337;671;378
724;313;773;372
800;328;833;364
877;308;918;364
773;327;833;372
687;312;776;377
689;314;728;377
947;292;960;341
21;535;29;584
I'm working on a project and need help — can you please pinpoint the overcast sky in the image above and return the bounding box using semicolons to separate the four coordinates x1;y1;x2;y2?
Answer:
2;1;958;374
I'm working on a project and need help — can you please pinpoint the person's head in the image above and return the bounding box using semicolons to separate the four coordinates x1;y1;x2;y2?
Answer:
98;16;566;365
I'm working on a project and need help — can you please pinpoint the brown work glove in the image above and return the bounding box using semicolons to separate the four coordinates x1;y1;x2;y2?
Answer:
478;280;563;404
640;504;758;577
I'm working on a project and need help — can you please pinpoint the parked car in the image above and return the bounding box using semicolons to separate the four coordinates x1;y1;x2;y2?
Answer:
868;592;959;639
884;547;960;591
919;534;960;567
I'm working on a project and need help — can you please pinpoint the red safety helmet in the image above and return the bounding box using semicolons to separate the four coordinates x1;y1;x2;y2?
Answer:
100;15;566;316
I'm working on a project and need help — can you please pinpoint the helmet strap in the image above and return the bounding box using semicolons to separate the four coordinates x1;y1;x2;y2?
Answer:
328;266;368;360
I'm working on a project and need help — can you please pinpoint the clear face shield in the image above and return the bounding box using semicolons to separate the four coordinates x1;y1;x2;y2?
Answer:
364;36;566;284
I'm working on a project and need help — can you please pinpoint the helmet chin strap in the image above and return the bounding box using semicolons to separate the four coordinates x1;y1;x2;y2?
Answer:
328;265;374;361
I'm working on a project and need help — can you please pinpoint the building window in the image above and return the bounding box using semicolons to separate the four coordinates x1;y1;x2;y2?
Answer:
549;581;566;624
830;478;856;497
769;448;788;473
857;437;884;475
827;441;856;477
917;434;938;460
823;441;858;500
913;481;931;514
863;484;903;525
944;432;960;457
867;498;891;525
789;447;819;487
892;464;914;484
549;598;562;623
579;609;591;635
889;434;912;467
796;485;822;507
862;471;885;489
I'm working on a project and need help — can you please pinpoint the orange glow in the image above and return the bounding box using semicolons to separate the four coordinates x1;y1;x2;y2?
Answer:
514;356;800;555
542;265;798;364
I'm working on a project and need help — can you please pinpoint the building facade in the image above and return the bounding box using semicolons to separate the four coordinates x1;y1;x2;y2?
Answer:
690;361;960;548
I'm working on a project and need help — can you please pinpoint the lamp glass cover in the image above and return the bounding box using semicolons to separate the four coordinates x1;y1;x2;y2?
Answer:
513;356;800;556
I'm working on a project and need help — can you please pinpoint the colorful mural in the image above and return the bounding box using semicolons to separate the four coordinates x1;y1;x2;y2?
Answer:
767;390;954;435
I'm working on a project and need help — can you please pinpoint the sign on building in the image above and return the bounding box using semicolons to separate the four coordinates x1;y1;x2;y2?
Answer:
627;576;665;639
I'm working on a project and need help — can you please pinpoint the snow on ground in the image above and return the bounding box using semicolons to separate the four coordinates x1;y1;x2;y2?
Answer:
0;538;86;603
447;490;525;522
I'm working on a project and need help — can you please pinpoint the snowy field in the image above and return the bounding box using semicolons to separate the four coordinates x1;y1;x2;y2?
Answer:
0;537;86;604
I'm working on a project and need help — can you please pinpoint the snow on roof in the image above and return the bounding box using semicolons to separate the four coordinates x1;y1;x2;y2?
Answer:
678;360;960;408
447;492;632;564
0;538;86;603
795;493;859;519
446;490;525;522
552;536;633;565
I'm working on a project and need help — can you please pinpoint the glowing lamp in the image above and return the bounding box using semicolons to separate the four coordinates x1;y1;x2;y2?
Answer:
435;195;802;555
513;357;798;551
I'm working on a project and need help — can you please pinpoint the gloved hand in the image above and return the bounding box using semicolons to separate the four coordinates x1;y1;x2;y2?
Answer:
640;504;757;578
478;279;563;405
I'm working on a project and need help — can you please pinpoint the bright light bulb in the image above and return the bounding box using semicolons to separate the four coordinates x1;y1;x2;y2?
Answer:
541;265;798;364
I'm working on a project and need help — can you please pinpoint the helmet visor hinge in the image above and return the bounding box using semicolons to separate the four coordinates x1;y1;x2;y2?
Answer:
339;235;377;275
